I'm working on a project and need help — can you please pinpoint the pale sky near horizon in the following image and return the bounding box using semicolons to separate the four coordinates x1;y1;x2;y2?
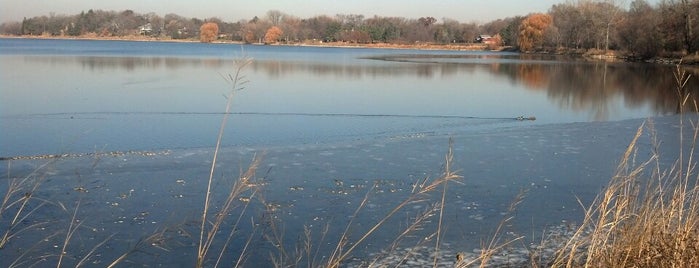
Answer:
1;0;661;24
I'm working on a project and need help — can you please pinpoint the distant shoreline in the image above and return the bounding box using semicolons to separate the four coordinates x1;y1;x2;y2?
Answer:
0;34;503;52
8;34;694;64
0;34;205;44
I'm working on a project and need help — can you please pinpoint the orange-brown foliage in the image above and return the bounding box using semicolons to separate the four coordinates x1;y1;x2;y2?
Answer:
264;26;283;44
199;22;219;43
518;13;552;52
486;34;503;50
517;64;549;89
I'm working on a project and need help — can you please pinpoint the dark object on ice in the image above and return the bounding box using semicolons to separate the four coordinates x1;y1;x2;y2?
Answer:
516;116;536;121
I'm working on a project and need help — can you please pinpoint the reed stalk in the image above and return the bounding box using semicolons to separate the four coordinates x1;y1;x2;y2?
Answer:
196;57;254;268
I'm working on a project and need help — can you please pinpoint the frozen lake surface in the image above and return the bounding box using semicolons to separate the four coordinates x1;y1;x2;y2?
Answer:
1;114;693;267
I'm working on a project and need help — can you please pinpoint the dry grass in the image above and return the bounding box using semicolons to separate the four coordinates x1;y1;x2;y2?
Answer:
549;120;699;268
549;66;699;268
323;141;462;268
1;161;58;267
0;161;54;250
453;189;527;268
1;156;120;267
107;227;170;267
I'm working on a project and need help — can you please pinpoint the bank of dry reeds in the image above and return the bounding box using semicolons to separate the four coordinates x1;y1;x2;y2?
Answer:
547;120;699;268
549;66;699;268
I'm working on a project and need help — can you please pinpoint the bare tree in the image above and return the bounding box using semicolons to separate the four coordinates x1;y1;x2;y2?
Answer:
618;0;663;57
336;14;365;30
460;22;480;43
280;14;301;42
550;3;585;48
601;0;628;52
266;10;284;26
666;0;698;53
0;21;22;35
241;17;270;43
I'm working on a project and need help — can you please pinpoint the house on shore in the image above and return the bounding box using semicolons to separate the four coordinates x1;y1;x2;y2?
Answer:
475;35;492;43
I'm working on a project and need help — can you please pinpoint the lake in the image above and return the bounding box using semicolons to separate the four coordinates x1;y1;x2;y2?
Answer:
0;38;695;267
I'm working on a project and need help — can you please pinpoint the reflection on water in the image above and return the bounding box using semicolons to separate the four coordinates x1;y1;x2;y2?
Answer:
2;40;697;157
370;54;699;119
24;56;228;71
512;62;699;119
20;53;698;120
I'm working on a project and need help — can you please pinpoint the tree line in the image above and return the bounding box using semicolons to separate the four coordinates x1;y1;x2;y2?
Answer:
1;0;697;58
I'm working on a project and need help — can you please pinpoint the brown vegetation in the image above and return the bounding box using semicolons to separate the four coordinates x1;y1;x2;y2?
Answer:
263;26;283;44
199;22;219;43
551;121;699;267
518;13;552;52
546;65;699;268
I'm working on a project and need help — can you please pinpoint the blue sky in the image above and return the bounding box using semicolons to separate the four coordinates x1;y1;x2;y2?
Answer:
1;0;661;24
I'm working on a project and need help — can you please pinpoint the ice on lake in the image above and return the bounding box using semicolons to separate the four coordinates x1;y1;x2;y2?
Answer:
1;113;692;267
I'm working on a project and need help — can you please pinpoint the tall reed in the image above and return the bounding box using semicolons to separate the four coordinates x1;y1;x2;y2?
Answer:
196;56;258;268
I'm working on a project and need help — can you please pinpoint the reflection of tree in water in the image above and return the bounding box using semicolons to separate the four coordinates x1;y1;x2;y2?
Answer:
29;56;228;71
496;63;609;118
249;55;694;120
545;62;621;121
610;64;697;114
30;54;698;117
250;60;457;79
41;56;226;71
416;64;434;78
501;60;699;119
517;64;549;89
